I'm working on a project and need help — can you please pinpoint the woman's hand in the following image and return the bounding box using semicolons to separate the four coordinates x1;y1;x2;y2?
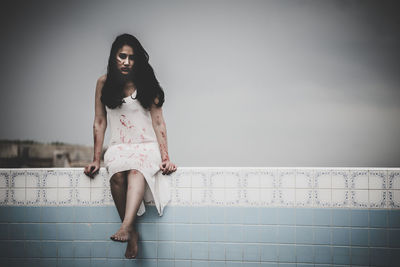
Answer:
84;161;100;178
159;160;177;175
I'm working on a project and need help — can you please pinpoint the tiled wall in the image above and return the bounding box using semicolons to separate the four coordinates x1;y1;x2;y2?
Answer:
0;168;399;267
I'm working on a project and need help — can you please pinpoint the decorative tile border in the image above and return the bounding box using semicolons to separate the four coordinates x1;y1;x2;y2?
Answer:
0;167;399;209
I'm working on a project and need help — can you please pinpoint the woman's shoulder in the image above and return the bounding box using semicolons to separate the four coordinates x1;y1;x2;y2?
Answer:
97;74;107;84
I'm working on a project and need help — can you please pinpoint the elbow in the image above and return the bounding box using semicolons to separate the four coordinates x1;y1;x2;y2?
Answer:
93;118;107;130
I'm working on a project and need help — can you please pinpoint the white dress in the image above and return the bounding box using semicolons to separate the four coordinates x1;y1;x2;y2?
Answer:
103;90;171;216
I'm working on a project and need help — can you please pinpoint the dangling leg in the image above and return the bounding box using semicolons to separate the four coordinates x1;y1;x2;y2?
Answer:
109;171;127;241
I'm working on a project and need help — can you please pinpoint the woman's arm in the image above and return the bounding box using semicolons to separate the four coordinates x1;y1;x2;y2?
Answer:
84;75;107;178
150;99;177;175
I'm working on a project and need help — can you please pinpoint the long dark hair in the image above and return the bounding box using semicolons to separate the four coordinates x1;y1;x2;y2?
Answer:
100;33;165;110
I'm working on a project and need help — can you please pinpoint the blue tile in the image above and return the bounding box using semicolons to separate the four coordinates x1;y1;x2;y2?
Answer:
351;228;368;246
0;241;9;257
260;244;278;261
277;208;295;225
332;209;350;226
41;241;57;257
243;225;260;243
388;210;400;228
157;242;174;259
332;246;350;265
0;207;9;223
73;223;92;240
370;247;390;267
351;247;369;266
208;207;225;224
332;228;350;245
57;258;75;267
296;208;313;226
209;261;226;267
296;245;313;263
74;241;91;257
174;224;191;241
74;259;91;266
138;241;157;259
8;207;27;223
57;241;75;257
9;223;25;240
90;207;111;222
243;262;260;267
174;207;192;223
90;223;112;240
225;225;243;242
370;229;387;247
314;246;331;264
137;205;159;223
191;207;208;224
225;262;242;267
243;207;259;225
389;249;400;267
351;210;369;227
243;244;259;261
157;206;174;223
208;225;225;242
191;224;208;242
225;207;244;224
278;245;295;262
370;210;387;228
209;243;225;260
108;206;122;223
107;259;126;267
259;208;277;225
158;224;174;241
296;226;313;244
24;224;41;240
24;241;41;257
57;223;75;240
259;225;277;243
388;229;400;248
25;207;42;222
225;243;243;261
41;207;59;223
141;259;157;267
74;207;91;223
175;260;191;267
314;229;333;249
191;261;209;267
40;223;57;240
277;226;295;243
313;209;331;226
91;241;109;257
174;242;191;260
108;241;125;258
0;224;8;240
278;264;295;267
191;242;208;260
137;223;157;241
157;260;174;267
39;258;57;267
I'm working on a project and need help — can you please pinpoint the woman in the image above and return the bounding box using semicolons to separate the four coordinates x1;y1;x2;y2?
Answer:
84;33;177;258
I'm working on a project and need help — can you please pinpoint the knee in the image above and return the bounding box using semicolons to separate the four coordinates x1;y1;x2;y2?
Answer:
110;172;125;186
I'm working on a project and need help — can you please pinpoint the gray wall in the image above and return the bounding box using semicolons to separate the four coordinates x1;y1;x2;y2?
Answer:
0;0;399;167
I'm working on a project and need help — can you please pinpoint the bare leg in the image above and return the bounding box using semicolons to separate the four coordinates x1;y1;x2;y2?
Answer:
109;171;127;222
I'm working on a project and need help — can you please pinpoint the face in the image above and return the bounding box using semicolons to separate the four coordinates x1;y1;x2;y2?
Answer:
116;45;134;75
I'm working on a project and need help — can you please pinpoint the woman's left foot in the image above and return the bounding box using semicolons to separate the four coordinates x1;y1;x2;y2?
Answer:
110;225;132;242
125;230;139;258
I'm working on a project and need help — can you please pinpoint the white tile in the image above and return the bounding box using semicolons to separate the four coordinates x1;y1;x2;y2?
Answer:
75;172;91;187
332;189;349;207
260;188;275;206
174;188;191;206
104;188;114;206
209;188;225;206
76;188;91;205
388;170;400;189
43;172;58;188
296;170;313;189
11;188;25;205
191;188;207;205
369;170;387;189
26;189;40;205
369;190;386;208
295;189;313;207
90;174;106;188
225;188;241;205
42;188;57;206
388;190;400;208
91;188;106;205
58;188;74;206
58;173;74;187
279;189;295;206
0;189;9;205
25;171;41;187
350;171;368;189
331;170;349;189
191;172;206;188
260;170;276;188
245;172;261;188
314;171;331;188
244;188;260;206
0;169;10;188
12;172;26;188
225;175;240;188
350;190;369;208
314;189;332;207
210;172;225;188
279;171;295;188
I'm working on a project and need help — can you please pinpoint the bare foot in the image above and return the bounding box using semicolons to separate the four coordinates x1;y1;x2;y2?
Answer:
110;225;132;242
125;230;139;259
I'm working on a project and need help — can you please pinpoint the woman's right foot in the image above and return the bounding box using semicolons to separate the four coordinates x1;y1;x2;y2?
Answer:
110;225;132;242
125;230;139;259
